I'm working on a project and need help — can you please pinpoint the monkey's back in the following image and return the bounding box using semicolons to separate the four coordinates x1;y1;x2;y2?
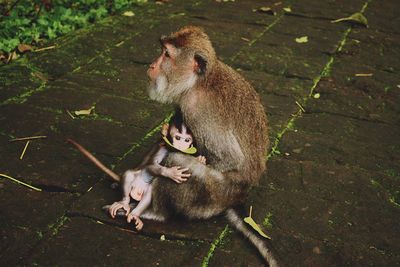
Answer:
183;60;269;185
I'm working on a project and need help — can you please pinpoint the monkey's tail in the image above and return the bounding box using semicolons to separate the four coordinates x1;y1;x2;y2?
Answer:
67;138;120;182
225;208;281;267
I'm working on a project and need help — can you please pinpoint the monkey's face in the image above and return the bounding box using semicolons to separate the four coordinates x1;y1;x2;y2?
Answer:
169;124;193;151
147;43;198;104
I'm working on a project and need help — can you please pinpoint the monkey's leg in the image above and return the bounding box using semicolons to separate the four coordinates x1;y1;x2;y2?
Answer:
108;170;139;218
127;185;153;222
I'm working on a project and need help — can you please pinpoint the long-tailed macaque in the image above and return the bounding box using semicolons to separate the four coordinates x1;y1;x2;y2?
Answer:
145;26;279;266
70;26;279;266
68;112;206;231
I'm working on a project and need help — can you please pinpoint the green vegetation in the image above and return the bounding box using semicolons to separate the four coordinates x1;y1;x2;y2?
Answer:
0;0;147;56
47;215;69;236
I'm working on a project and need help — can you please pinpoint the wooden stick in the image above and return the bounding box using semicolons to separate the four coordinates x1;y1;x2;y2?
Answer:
0;173;42;191
9;135;47;142
34;45;56;52
20;141;30;160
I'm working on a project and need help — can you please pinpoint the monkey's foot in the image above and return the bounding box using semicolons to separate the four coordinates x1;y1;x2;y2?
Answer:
102;202;137;218
127;213;144;231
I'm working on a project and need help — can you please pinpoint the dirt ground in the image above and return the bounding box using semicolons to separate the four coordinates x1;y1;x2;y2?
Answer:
1;0;399;266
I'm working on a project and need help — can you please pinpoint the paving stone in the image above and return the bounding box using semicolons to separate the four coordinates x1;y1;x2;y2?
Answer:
0;182;74;265
23;217;210;266
1;0;399;266
68;169;227;243
0;62;42;103
278;113;400;172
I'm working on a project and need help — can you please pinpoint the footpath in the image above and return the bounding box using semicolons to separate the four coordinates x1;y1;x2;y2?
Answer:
1;0;399;266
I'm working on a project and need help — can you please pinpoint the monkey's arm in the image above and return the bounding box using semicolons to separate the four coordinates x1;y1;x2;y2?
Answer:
145;146;190;183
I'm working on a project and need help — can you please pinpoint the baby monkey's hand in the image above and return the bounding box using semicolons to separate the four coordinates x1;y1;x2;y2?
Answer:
162;166;190;183
196;155;207;165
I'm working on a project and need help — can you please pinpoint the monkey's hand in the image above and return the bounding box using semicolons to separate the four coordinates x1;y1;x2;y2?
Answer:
127;212;144;231
196;155;207;165
109;201;130;219
162;166;190;183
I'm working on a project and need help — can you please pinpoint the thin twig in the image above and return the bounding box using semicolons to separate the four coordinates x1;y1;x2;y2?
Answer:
20;140;30;160
295;101;306;113
9;135;47;142
355;73;373;77
0;173;42;191
34;45;56;52
66;109;75;119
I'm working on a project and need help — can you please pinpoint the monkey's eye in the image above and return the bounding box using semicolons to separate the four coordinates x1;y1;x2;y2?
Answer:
174;136;181;141
164;50;170;58
184;138;191;143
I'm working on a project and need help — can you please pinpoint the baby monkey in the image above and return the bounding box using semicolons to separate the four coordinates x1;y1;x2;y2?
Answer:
77;112;206;230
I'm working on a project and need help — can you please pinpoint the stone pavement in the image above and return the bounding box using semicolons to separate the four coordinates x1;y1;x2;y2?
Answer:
1;0;399;266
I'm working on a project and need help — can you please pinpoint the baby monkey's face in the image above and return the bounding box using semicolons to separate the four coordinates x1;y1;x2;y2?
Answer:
169;124;193;151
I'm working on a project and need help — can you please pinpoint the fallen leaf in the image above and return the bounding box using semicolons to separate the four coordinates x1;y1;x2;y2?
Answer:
7;51;18;63
313;93;321;99
17;44;33;53
123;11;135;17
244;206;271;239
283;7;292;12
295;36;308;43
331;12;368;27
74;106;95;116
254;6;276;15
160;234;166;241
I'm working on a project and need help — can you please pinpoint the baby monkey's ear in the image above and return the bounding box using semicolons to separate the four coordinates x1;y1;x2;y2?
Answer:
161;123;169;137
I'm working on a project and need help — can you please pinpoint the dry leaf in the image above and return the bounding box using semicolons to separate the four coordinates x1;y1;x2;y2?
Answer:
331;12;368;27
74;106;95;116
7;51;18;63
123;11;135;17
295;36;308;43
17;44;33;53
283;7;292;12
243;206;271;239
255;6;276;15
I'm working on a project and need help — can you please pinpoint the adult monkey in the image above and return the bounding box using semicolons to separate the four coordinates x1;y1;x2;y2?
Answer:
146;26;278;266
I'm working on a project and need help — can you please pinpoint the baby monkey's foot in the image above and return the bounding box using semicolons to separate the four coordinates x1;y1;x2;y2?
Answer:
127;212;144;231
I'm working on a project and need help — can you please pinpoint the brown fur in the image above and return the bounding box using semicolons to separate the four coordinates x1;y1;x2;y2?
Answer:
148;26;269;219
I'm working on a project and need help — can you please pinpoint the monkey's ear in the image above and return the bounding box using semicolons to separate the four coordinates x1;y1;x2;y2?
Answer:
194;54;207;75
161;123;169;137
